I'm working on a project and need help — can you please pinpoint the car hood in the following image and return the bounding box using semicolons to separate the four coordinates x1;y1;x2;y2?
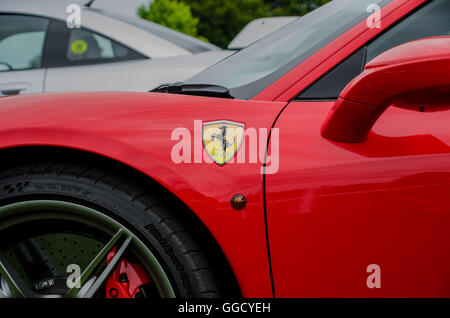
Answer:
0;91;285;144
0;91;287;299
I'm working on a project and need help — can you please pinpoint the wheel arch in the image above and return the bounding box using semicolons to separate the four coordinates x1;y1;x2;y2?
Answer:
0;145;242;296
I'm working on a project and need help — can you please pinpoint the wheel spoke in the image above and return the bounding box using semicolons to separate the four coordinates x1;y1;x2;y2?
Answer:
0;252;35;298
80;236;133;298
80;235;132;298
0;200;175;299
66;229;127;298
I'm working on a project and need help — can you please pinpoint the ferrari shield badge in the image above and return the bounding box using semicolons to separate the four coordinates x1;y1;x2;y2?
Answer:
202;120;245;166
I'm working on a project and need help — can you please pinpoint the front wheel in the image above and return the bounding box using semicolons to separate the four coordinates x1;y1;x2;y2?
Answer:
0;163;230;298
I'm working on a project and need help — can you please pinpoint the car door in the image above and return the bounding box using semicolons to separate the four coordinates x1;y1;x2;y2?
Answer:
43;19;147;93
266;0;450;297
0;14;49;96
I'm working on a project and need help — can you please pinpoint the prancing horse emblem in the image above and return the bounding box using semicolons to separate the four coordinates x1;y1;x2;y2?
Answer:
202;120;245;166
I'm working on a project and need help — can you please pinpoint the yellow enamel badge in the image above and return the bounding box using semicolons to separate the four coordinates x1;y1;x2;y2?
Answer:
202;120;245;166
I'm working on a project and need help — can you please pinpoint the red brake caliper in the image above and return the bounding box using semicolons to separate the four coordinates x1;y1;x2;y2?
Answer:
105;247;152;298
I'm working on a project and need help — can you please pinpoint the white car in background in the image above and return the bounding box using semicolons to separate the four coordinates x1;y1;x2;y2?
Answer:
228;16;299;50
0;0;233;96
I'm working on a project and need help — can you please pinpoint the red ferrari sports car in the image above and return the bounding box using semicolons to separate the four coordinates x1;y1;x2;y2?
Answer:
0;0;449;298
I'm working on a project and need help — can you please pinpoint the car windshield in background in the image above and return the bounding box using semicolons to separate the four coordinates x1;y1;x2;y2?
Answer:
185;0;392;100
95;9;220;54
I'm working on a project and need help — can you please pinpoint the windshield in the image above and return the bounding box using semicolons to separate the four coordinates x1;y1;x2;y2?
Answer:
185;0;392;99
95;9;220;54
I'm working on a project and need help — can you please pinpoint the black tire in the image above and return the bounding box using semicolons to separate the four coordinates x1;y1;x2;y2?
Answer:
0;162;234;298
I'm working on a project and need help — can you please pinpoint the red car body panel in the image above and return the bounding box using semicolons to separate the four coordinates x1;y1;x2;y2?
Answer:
0;92;287;297
267;101;450;297
0;0;449;297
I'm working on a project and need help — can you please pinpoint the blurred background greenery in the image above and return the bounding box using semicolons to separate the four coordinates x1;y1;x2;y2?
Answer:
138;0;331;48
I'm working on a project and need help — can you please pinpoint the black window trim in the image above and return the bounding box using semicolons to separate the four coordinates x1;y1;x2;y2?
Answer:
293;45;368;102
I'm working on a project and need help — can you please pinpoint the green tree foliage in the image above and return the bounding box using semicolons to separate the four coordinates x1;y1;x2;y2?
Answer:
264;0;331;16
265;0;331;16
183;0;331;48
183;0;268;49
138;0;332;48
138;0;200;38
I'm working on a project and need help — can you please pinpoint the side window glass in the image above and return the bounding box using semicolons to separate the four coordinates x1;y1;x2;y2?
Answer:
295;47;366;101
295;0;450;101
367;0;450;62
66;29;130;62
0;15;49;72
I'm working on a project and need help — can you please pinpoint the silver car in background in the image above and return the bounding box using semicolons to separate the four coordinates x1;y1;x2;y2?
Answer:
0;0;233;96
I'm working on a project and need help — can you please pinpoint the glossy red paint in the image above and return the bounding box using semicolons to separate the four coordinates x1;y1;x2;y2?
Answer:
321;37;450;143
0;92;286;297
341;37;450;108
0;0;449;298
266;101;450;297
